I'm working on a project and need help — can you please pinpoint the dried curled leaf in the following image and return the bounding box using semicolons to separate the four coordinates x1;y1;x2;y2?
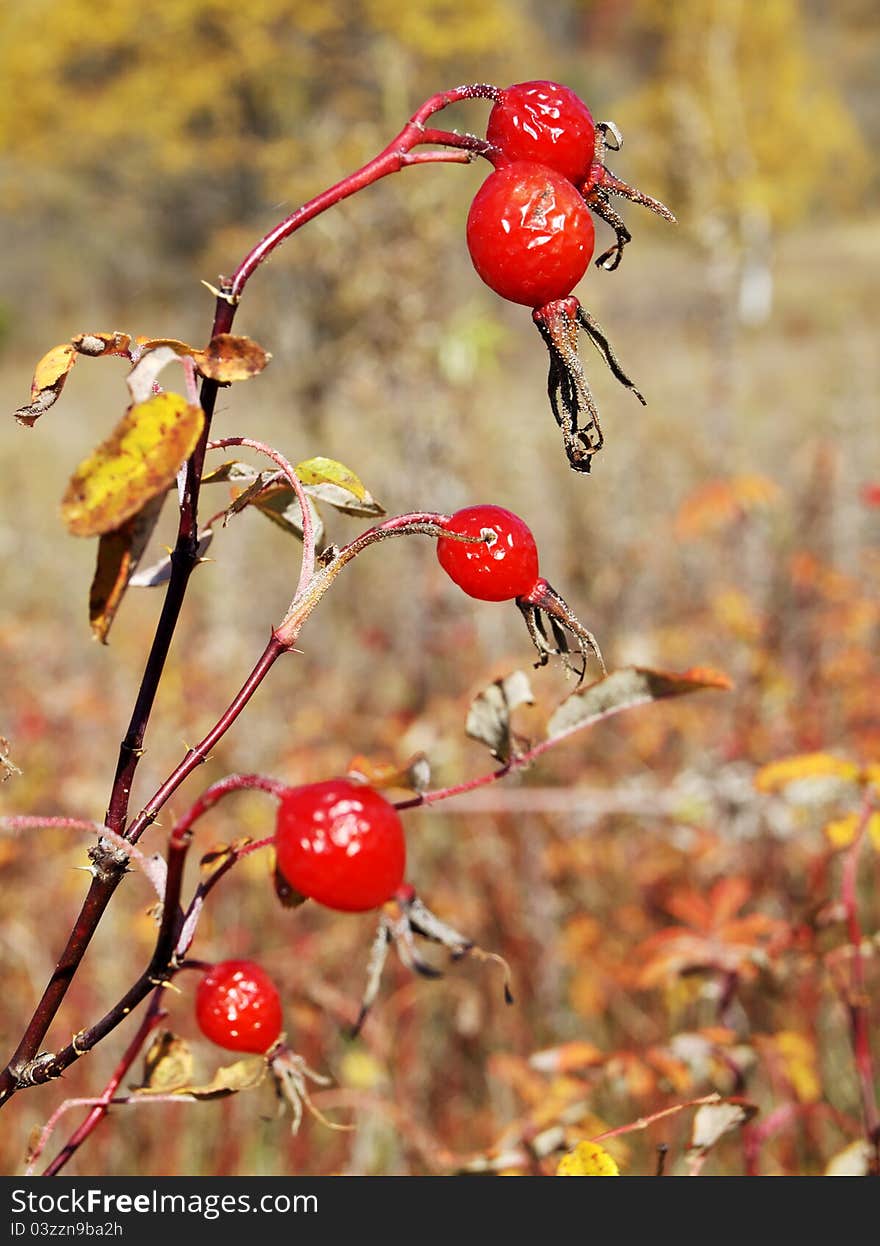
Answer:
14;333;134;425
346;752;431;794
134;1056;267;1100
61;393;204;537
193;333;271;382
14;344;77;425
546;666;732;743
467;670;535;763
137;1031;195;1093
556;1140;619;1176
89;495;167;641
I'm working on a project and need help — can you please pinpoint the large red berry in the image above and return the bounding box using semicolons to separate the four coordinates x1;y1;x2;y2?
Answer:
487;80;596;185
467;162;594;307
195;960;283;1054
437;505;540;602
275;779;405;913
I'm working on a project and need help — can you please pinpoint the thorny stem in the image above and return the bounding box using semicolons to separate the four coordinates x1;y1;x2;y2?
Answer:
0;84;500;1107
3;514;456;1101
39;992;167;1177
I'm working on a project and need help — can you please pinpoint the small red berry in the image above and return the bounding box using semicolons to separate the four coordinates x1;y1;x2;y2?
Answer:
467;162;594;307
487;80;596;185
437;505;540;602
195;960;283;1054
275;779;406;913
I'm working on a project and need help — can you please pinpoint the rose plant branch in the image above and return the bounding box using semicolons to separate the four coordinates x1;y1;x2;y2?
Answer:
0;85;500;1106
37;991;168;1178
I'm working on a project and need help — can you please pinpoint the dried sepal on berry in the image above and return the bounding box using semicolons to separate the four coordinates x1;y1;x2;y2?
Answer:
349;886;513;1038
580;121;676;272
267;1042;351;1136
532;296;646;473
517;577;605;683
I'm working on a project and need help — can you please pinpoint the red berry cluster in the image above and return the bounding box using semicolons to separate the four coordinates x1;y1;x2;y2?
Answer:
468;82;599;307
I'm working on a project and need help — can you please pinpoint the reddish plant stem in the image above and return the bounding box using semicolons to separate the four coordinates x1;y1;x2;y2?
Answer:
227;84;498;300
0;83;499;1106
41;992;166;1177
11;806;195;1090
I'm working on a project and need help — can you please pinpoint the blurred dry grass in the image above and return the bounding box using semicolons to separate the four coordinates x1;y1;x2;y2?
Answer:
1;0;879;1176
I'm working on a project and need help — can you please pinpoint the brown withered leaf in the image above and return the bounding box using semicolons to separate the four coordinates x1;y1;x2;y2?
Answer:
15;333;134;425
137;1030;195;1092
89;494;167;642
546;666;732;743
194;334;270;382
134;1054;267;1101
466;670;535;763
71;331;133;358
61;393;204;538
346;752;431;794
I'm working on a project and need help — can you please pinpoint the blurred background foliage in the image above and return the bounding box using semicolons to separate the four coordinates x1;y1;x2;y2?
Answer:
1;0;878;1175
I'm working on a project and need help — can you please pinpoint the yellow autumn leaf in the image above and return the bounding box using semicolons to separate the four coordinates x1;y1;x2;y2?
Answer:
556;1140;619;1176
823;812;880;851
755;753;861;793
14;343;78;424
295;456;368;500
773;1031;821;1103
61;393;204;538
33;343;77;390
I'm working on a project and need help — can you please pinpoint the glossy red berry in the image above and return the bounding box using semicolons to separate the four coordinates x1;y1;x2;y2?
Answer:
467;162;595;307
275;779;406;913
437;505;540;602
486;80;596;185
195;960;283;1054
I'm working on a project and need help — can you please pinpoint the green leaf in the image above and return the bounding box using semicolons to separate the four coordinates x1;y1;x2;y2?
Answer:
295;456;384;517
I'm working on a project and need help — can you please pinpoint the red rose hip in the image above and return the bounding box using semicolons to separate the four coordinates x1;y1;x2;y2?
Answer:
437;505;540;602
466;162;594;307
487;80;596;185
275;779;406;913
195;960;283;1054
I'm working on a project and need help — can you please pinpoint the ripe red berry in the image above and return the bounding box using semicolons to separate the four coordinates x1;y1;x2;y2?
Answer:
466;162;594;307
275;779;406;913
486;80;596;185
195;960;283;1054
436;505;540;602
